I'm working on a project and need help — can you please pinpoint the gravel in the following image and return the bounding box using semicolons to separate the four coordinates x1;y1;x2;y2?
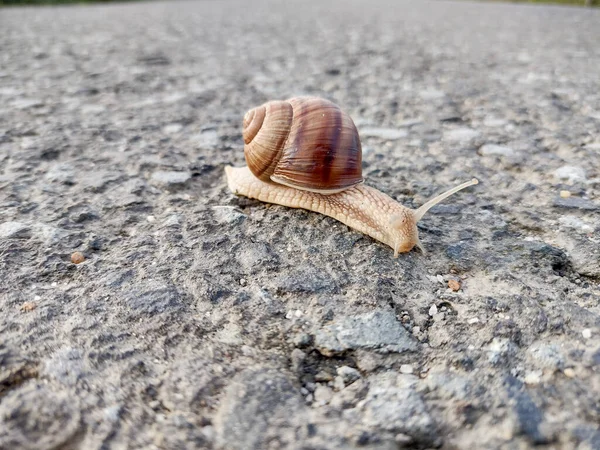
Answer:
1;0;599;449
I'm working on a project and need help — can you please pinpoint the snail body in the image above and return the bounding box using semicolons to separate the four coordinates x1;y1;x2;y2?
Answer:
225;97;478;257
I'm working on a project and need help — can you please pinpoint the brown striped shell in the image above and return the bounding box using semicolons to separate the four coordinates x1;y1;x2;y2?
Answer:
242;97;363;194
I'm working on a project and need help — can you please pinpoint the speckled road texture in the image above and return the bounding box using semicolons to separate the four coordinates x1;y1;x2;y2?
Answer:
1;1;599;449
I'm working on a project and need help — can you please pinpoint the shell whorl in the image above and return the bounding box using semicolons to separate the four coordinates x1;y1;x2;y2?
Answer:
242;97;363;194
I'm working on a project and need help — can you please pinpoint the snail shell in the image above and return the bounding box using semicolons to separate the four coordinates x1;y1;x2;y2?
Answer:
242;97;363;194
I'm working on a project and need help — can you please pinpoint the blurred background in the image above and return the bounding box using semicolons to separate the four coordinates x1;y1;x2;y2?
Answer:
3;0;599;7
0;0;599;5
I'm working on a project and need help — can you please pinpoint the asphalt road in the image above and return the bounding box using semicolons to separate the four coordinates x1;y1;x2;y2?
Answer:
1;1;599;449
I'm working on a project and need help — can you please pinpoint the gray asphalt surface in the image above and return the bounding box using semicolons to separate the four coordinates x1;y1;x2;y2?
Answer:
1;0;599;449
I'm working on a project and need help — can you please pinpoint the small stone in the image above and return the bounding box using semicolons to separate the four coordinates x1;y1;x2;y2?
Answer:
214;369;306;449
558;215;593;233
560;190;571;198
360;127;408;140
314;371;333;382
444;128;479;142
483;117;507;127
0;221;31;239
582;329;592;339
290;349;306;374
447;279;461;291
313;385;333;406
163;123;183;134
212;206;246;225
467;317;480;324
163;214;182;227
524;371;542;385
313;310;418;356
20;301;37;312
45;163;75;184
527;343;565;370
336;366;361;384
195;129;219;148
146;215;156;223
333;376;345;392
400;364;414;374
395;433;413;446
359;373;436;443
479;144;515;157
563;368;576;378
428;304;438;317
553;166;586;183
71;252;85;264
151;171;192;187
553;197;599;211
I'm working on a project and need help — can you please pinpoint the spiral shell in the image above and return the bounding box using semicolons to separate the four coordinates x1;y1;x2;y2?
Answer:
242;97;363;194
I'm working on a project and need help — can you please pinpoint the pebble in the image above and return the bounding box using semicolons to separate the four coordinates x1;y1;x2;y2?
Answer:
195;129;219;148
359;373;436;443
163;214;182;227
447;279;461;291
336;366;361;384
45;163;76;184
397;118;423;127
395;433;413;446
582;329;592;339
20;301;37;312
558;215;593;232
553;197;599;211
333;376;345;392
150;171;192;187
146;215;156;223
563;368;576;378
527;343;564;370
553;166;586;184
360;127;408;140
428;304;438;317
313;385;333;406
314;371;333;382
71;252;85;264
483;116;507;127
211;206;246;225
560;190;571;198
162;123;183;134
313;310;418;356
444;128;480;142
214;369;306;449
467;317;480;324
400;364;414;374
479;144;515;157
0;221;31;238
524;371;542;385
81;104;106;114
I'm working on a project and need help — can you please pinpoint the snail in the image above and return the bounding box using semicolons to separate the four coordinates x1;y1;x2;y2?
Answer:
224;97;478;257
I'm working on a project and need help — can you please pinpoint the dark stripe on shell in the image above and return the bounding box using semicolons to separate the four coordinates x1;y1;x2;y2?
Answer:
320;103;342;185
